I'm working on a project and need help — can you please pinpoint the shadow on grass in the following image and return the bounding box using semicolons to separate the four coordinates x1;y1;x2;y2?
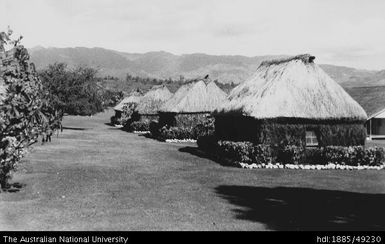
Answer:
178;146;233;167
1;182;25;193
62;126;88;131
215;185;385;231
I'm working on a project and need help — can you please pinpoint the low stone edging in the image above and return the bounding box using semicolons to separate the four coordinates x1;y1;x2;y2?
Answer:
238;162;385;170
133;131;150;134
165;139;197;143
196;147;385;170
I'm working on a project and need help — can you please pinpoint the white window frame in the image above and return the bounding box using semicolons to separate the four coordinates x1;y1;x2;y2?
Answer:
306;130;318;147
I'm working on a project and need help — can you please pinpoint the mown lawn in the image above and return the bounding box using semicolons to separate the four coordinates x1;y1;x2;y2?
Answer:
0;109;384;231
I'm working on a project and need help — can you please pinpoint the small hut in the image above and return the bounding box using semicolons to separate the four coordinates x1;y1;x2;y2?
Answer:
135;85;173;121
214;54;368;147
126;85;173;131
158;79;228;132
112;89;143;123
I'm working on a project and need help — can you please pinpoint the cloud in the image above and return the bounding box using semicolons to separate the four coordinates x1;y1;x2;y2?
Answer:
0;0;384;69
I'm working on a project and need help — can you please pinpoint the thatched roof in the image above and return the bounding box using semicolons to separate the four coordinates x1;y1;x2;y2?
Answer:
113;89;143;112
215;54;367;121
136;85;173;115
160;80;228;113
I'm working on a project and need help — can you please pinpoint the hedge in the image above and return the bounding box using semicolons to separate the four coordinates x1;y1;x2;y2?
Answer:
126;120;151;132
151;117;215;141
197;136;385;167
1;30;62;189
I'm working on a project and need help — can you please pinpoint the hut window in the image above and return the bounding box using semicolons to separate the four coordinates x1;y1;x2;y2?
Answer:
306;131;318;146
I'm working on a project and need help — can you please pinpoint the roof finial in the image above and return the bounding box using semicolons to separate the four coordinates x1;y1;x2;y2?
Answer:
260;54;316;66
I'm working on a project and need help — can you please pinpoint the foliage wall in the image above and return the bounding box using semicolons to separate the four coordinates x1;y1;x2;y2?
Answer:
214;116;366;147
0;29;62;189
39;63;106;116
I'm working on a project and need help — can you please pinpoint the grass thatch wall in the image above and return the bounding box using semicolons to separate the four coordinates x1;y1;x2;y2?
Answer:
159;112;210;129
138;114;159;122
125;113;158;126
214;116;366;147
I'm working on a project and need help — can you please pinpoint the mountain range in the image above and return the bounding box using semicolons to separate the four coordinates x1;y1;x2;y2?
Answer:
29;46;385;87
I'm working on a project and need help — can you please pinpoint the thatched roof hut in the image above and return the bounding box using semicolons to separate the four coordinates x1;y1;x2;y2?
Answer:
136;85;173;115
157;79;228;138
214;54;368;146
113;89;143;112
111;89;144;125
216;54;366;120
123;85;173;132
160;79;227;113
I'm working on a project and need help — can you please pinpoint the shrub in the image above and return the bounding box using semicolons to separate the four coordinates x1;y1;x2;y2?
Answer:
39;63;104;116
277;145;305;165
217;141;252;164
153;117;215;140
324;146;363;166
100;89;124;108
216;141;273;165
120;103;139;126
363;147;385;166
0;29;62;189
127;120;151;132
198;138;385;167
251;144;273;165
304;147;326;165
192;117;215;138
149;121;161;137
158;126;194;140
278;145;370;166
110;115;118;125
197;135;218;153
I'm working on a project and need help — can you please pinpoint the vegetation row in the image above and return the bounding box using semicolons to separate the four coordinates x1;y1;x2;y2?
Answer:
197;136;385;168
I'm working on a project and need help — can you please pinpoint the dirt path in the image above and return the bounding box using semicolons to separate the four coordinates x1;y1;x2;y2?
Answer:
1;110;385;231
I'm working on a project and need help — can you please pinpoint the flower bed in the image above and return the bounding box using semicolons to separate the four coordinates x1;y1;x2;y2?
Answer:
126;120;151;132
239;162;385;170
197;136;385;170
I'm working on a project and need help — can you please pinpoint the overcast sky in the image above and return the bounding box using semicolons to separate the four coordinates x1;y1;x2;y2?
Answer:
1;0;384;70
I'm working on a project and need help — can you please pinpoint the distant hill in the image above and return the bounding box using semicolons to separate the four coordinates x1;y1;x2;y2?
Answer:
345;86;385;117
29;46;385;87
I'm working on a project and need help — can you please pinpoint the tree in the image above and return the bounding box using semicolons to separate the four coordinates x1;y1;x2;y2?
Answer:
39;63;104;116
0;29;62;189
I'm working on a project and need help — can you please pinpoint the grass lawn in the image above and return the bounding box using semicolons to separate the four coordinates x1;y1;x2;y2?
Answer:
0;109;384;231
